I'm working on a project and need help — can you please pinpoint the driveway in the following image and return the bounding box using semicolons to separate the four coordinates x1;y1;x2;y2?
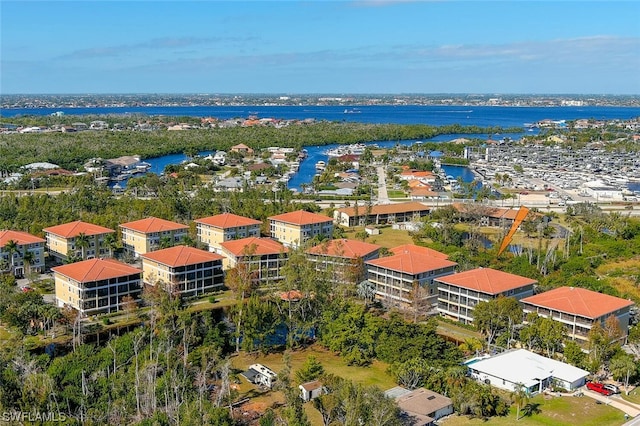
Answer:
376;166;389;204
582;388;640;418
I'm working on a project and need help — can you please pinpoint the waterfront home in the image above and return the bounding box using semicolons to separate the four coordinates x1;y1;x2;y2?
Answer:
268;210;334;248
141;245;224;297
306;238;381;285
119;217;189;258
195;213;262;253
53;258;142;315
521;286;634;343
333;201;431;227
0;230;46;277
365;244;457;310
230;143;254;157
435;267;536;325
219;237;288;284
44;221;116;263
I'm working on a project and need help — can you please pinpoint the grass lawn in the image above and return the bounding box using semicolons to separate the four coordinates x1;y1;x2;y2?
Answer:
344;226;414;249
0;325;14;341
435;318;482;343
622;388;640;404
441;394;625;426
387;190;407;198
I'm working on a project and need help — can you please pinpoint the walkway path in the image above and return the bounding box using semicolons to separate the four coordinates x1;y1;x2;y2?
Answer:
582;389;640;418
376;166;389;204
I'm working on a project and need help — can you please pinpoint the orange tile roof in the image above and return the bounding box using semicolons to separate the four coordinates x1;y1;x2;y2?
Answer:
220;237;288;257
337;201;430;217
522;286;634;319
0;230;45;246
195;213;262;229
434;267;536;295
410;188;438;197
141;245;223;267
52;258;141;282
365;251;457;275
119;217;188;234
268;210;332;226
306;238;381;259
43;221;115;238
390;244;449;259
280;290;303;301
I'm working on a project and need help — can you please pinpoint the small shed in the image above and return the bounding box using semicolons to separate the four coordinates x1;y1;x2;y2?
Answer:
365;226;379;235
299;380;324;402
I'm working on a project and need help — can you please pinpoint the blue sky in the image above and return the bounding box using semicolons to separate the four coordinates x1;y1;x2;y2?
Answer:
1;1;639;94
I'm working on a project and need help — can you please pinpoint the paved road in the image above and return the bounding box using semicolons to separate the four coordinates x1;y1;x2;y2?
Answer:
376;166;389;204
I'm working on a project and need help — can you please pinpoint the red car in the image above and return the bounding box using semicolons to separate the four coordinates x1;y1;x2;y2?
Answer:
586;381;613;396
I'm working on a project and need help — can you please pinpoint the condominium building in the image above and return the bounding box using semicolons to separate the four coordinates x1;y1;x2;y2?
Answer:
306;238;381;285
365;244;457;310
43;221;115;263
141;245;224;297
521;286;634;343
219;237;289;284
119;217;189;257
53;258;142;315
436;267;536;325
195;213;262;253
0;230;46;277
333;201;431;227
268;210;333;248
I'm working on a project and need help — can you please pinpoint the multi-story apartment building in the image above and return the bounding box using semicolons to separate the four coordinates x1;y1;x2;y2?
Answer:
365;244;457;310
119;217;189;257
43;221;115;263
0;230;46;277
141;245;224;297
219;237;288;284
306;238;381;285
436;267;536;325
521;286;634;343
53;258;142;315
333;201;431;227
268;210;333;248
195;213;262;253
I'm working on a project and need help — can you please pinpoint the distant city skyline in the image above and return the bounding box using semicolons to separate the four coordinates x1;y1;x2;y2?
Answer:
1;1;639;95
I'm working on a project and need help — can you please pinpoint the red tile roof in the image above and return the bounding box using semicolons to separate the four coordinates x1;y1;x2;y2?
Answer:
43;221;115;238
0;230;45;246
522;286;634;319
268;210;332;226
435;267;536;295
220;237;288;257
337;201;430;217
365;251;457;275
52;258;140;282
390;244;449;259
306;238;381;259
195;213;262;229
119;217;188;234
141;245;223;267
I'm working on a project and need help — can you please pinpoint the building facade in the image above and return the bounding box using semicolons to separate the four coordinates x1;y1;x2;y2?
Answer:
53;258;142;315
365;244;457;310
333;201;431;227
436;267;536;325
306;238;381;285
195;213;262;253
219;237;288;284
0;230;46;277
43;220;115;263
268;210;333;248
119;217;189;257
141;245;224;297
521;286;634;343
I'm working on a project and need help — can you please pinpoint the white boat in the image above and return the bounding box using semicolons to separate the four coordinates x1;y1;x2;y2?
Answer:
315;161;326;171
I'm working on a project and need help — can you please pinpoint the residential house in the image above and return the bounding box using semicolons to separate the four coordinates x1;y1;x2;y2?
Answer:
385;387;453;426
334;201;431;227
521;286;634;343
120;217;189;257
53;258;142;315
268;210;334;248
195;213;262;253
141;245;224;297
230;143;254;157
0;230;46;276
44;221;115;263
219;237;288;284
365;244;457;310
436;267;536;325
466;349;589;394
306;238;381;285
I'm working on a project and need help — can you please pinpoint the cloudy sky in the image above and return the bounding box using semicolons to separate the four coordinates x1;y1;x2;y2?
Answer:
1;1;639;94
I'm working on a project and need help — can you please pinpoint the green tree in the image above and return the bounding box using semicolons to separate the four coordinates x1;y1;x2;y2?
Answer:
75;232;90;260
610;353;637;395
3;239;19;275
473;296;522;347
295;355;325;384
512;383;529;421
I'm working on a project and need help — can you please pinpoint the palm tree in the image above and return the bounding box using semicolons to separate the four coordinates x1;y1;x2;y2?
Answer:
3;239;19;275
22;251;35;275
75;232;90;260
512;383;529;421
104;233;118;258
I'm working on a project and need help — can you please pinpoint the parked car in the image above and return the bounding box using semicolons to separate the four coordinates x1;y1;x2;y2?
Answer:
586;381;613;396
604;384;620;394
